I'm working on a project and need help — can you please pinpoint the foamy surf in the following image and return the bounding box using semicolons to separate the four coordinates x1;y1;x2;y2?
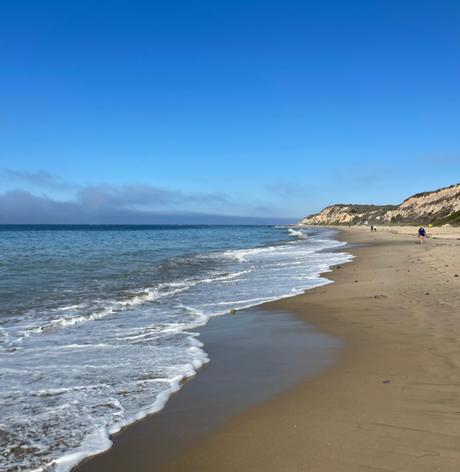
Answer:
288;227;307;238
0;225;352;472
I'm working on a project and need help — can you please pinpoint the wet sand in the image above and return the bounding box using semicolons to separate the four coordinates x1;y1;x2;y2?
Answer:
77;227;460;471
76;308;341;472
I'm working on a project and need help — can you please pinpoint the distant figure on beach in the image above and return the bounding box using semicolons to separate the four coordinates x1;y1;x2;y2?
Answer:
418;226;426;243
370;225;374;232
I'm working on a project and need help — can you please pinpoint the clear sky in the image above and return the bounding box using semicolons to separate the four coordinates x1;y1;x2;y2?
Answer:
0;0;459;223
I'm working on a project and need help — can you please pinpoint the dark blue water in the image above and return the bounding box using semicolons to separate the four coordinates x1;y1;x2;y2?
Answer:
0;225;352;471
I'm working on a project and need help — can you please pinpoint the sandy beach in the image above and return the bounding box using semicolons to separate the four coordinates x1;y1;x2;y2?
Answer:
76;226;460;472
354;224;460;240
3;2;460;470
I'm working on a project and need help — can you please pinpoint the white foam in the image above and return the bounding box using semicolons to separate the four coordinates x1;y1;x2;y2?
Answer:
288;227;306;238
0;228;353;472
48;345;210;472
4;270;256;348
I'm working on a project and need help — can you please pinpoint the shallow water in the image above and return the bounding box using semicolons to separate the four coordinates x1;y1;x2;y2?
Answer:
78;307;341;472
0;225;352;471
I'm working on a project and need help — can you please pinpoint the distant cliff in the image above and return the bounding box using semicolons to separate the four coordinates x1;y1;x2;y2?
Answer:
299;183;460;226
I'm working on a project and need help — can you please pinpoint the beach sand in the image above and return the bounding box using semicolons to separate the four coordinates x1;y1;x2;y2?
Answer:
76;227;460;472
75;308;341;472
344;224;460;240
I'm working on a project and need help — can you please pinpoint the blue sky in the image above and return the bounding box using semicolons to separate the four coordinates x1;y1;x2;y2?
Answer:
0;0;459;223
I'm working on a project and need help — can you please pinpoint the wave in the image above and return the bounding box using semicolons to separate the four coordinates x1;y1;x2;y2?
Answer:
2;269;253;349
288;227;307;239
48;337;210;472
1;227;353;472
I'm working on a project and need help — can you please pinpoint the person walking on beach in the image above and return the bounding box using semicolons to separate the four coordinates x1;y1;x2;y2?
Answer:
418;226;426;244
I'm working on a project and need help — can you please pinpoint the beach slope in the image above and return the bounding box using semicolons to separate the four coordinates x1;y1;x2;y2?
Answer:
164;227;460;471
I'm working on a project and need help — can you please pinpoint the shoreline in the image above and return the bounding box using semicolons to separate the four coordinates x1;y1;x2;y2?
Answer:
77;226;460;471
73;229;352;472
75;308;342;472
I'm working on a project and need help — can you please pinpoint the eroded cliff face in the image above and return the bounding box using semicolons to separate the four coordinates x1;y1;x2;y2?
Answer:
299;205;394;225
300;184;460;226
303;205;356;225
382;184;460;224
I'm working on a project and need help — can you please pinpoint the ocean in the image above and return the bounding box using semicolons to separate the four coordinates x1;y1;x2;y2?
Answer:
0;225;352;471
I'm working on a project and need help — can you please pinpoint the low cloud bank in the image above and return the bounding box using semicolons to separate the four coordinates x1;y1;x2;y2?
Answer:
0;169;296;224
0;190;293;225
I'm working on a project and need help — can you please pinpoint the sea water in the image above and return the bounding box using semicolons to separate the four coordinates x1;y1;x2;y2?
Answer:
0;225;352;471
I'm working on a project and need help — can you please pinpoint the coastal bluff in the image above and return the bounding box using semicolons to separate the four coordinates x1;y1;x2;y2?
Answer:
300;183;460;226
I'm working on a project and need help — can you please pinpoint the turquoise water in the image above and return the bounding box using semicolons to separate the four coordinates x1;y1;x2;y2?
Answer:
0;225;352;471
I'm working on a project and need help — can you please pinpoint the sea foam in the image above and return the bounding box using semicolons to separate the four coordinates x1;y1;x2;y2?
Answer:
0;225;352;472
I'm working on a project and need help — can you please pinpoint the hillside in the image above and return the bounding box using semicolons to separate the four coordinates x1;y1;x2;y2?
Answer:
299;183;460;226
